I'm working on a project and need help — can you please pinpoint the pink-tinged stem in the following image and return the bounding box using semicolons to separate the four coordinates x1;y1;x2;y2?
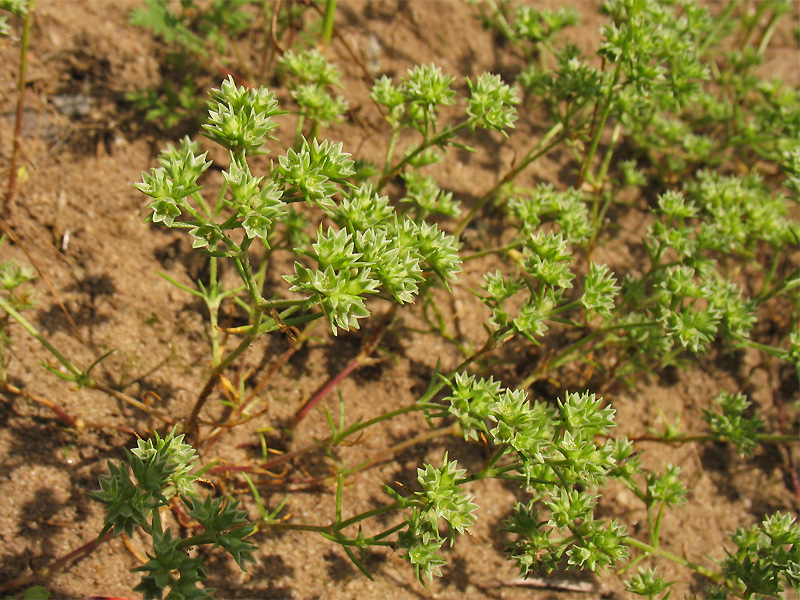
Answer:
3;0;35;217
290;305;396;431
0;531;113;593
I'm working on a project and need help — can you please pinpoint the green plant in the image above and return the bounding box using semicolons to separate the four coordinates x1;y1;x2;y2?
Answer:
0;236;35;382
0;0;27;37
127;0;258;131
278;48;348;145
89;429;256;598
2;1;799;598
126;0;342;133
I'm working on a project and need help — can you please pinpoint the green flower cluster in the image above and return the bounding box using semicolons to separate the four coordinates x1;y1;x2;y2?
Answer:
388;454;478;581
431;376;629;577
288;183;462;334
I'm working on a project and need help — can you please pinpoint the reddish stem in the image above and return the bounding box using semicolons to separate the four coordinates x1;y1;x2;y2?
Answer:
0;531;113;593
3;1;34;218
208;441;320;475
289;305;396;430
2;380;78;428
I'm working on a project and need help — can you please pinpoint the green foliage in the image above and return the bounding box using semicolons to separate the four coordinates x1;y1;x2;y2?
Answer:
626;566;673;599
1;1;796;598
203;77;284;152
90;429;256;598
279;49;348;142
0;0;27;36
703;392;765;457
388;454;478;581
0;237;35;379
127;0;256;131
723;513;800;598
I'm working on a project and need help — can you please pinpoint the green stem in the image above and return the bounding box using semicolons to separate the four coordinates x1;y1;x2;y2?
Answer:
634;432;798;445
185;309;264;439
579;62;622;187
698;1;735;54
462;238;525;262
453;122;565;238
334;473;344;523
319;0;337;50
294;114;306;149
651;502;665;548
480;0;519;53
0;294;82;378
377;121;471;191
208;256;221;364
594;122;622;191
517;316;666;389
739;1;772;49
233;259;259;306
625;536;722;583
735;338;792;360
756;6;783;56
335;501;403;532
308;119;319;144
258;500;404;536
339;422;460;478
755;252;782;300
3;0;34;216
332;403;422;445
382;127;400;176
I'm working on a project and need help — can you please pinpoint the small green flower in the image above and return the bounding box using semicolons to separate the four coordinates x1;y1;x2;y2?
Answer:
279;48;342;86
203;76;284;152
582;263;620;319
466;72;519;134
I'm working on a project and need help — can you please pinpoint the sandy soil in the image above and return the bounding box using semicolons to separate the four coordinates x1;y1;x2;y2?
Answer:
0;1;798;599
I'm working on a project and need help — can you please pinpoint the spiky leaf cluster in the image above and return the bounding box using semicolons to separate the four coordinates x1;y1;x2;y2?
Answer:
372;64;518;140
688;170;797;251
625;566;674;599
135;136;211;227
723;512;800;597
219;153;286;243
0;242;36;316
645;465;687;508
614;184;770;366
505;183;592;243
90;428;201;539
523;232;575;291
389;454;478;582
582;263;620;319
285;226;379;334
284;181;460;332
133;522;211;600
466;72;520;134
291;84;349;128
503;494;628;577
279;49;347;130
184;495;257;570
279;48;342;86
439;381;627;578
512;5;579;44
520;46;606;127
203;76;284;152
274;138;355;208
93;431;257;599
703;392;764;457
400;171;460;220
355;228;424;304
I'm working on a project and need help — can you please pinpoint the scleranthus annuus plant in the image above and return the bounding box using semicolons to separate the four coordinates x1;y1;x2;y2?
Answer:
97;5;798;595
1;1;796;599
134;75;464;342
